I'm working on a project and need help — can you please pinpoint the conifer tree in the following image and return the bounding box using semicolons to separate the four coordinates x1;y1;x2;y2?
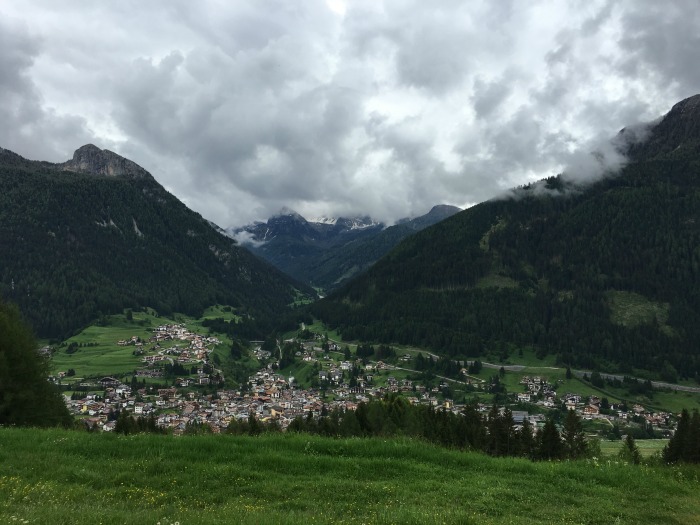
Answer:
518;419;536;459
462;401;486;451
0;300;72;427
619;434;641;465
664;409;690;463
537;417;562;460
562;409;587;459
664;409;700;464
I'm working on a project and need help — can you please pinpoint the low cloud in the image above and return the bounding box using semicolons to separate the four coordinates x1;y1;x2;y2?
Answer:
229;229;268;249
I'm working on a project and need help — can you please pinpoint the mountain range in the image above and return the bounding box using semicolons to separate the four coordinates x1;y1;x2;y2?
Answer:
0;144;312;339
229;204;460;291
4;94;700;382
312;94;700;381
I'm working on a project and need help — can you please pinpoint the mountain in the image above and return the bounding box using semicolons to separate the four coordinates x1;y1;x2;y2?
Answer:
312;95;700;381
300;205;462;290
0;145;313;339
230;205;460;291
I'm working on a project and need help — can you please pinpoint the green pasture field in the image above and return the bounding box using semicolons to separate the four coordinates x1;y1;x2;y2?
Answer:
290;320;344;343
51;310;178;377
1;428;699;525
606;290;671;330
50;307;242;380
278;361;318;387
599;439;668;458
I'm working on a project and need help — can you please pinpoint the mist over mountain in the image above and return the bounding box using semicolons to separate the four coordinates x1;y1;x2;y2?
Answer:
312;94;700;380
229;205;461;291
0;145;313;339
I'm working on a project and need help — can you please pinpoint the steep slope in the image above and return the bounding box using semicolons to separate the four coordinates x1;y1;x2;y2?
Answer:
312;95;700;380
232;205;460;291
230;210;383;284
0;145;312;338
304;205;461;290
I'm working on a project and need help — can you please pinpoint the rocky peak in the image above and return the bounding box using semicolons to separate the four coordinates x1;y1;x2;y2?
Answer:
669;94;700;117
627;94;700;161
61;144;151;178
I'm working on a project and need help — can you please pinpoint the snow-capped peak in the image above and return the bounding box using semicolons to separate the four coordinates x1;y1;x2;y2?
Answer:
309;216;338;225
310;216;382;230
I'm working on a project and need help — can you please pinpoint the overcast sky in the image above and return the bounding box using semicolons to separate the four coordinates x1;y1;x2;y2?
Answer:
1;1;698;227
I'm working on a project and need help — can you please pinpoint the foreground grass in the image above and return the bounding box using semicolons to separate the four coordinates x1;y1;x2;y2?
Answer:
1;429;699;524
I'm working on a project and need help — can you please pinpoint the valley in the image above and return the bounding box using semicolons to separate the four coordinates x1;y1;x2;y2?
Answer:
3;4;700;524
50;310;698;441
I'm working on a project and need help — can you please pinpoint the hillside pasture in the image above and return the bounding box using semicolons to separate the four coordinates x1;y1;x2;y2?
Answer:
1;428;699;525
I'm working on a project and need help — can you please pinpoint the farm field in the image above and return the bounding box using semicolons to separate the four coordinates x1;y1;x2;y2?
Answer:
1;428;699;525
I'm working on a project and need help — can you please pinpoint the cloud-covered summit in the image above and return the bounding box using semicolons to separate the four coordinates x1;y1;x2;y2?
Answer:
1;1;698;227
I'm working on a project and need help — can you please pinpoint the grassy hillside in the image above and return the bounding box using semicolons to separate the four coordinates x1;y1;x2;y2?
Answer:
1;428;699;524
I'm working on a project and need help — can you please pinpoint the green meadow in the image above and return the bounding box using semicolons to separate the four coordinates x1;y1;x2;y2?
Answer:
1;428;699;525
598;439;668;458
50;307;238;379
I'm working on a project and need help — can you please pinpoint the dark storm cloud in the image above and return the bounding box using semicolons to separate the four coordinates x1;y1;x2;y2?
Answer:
1;1;698;227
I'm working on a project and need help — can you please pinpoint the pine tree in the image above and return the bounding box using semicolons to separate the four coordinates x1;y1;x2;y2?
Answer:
689;411;700;463
537;417;563;460
502;407;517;456
562;409;587;459
486;404;505;456
0;300;72;427
619;434;641;465
665;409;700;464
462;402;486;451
664;409;690;463
518;419;536;459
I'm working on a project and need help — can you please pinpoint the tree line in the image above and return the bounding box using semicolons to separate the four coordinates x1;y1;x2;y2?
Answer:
223;395;590;462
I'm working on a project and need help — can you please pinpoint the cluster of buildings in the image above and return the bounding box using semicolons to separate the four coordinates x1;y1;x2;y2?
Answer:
122;324;221;380
65;364;462;434
60;326;675;436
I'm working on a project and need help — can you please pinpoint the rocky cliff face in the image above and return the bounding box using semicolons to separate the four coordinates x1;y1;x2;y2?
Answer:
627;93;700;161
61;144;150;178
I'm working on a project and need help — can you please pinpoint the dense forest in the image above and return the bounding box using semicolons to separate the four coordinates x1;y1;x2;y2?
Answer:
313;95;700;380
0;146;313;340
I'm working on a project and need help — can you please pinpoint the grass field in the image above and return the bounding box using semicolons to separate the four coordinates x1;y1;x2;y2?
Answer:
51;310;180;377
1;428;699;525
599;439;668;458
606;290;670;328
50;308;239;379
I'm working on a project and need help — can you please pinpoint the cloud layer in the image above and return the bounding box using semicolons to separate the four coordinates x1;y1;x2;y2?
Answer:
1;0;698;226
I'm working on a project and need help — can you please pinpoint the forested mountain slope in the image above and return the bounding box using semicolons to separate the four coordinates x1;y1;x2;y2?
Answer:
312;95;700;380
303;205;461;291
0;145;312;339
233;205;460;291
